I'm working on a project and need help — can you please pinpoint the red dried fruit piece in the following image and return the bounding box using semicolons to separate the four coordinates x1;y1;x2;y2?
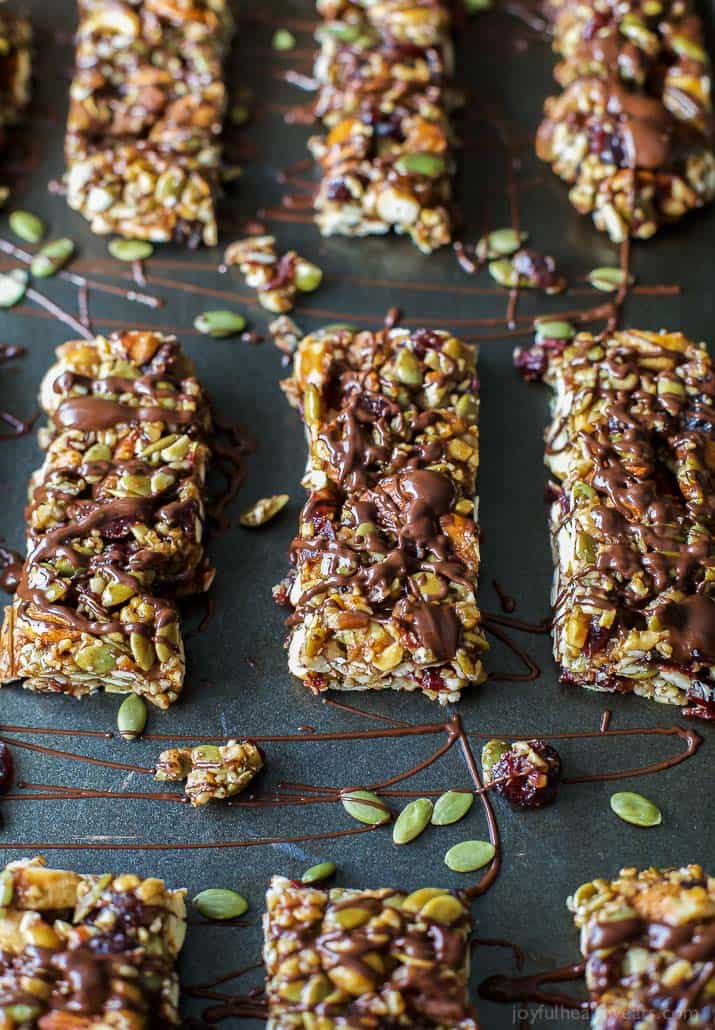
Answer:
0;742;14;792
492;739;562;809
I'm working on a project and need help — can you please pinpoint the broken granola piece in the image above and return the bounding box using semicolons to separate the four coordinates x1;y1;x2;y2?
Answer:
224;235;322;313
264;876;479;1028
0;331;215;708
491;740;562;809
569;864;715;1026
308;0;459;252
0;855;186;1025
518;328;715;715
155;740;263;807
65;0;234;245
281;325;487;703
537;0;715;240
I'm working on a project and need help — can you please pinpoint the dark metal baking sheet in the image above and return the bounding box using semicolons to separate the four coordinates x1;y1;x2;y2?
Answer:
1;1;714;1026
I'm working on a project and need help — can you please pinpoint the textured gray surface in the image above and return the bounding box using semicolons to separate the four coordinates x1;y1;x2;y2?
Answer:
0;1;714;1026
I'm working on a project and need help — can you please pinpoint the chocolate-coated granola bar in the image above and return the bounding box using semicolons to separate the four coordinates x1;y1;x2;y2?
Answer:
280;325;487;703
0;855;186;1027
520;328;715;714
0;331;213;708
537;0;715;241
65;0;233;246
264;876;479;1029
569;864;715;1027
309;0;458;252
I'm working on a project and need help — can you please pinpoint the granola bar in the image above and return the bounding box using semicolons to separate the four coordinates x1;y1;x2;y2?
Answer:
519;328;715;714
264;877;479;1029
0;5;31;131
65;0;234;246
0;331;214;708
309;0;458;253
537;0;715;241
280;326;487;703
155;739;264;807
224;236;323;314
0;855;186;1026
568;865;715;1027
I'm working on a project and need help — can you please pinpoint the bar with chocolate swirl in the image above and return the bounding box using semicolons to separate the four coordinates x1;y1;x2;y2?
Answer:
0;855;186;1025
65;0;233;246
279;325;487;704
520;328;715;716
569;864;715;1026
0;331;213;708
309;0;458;253
537;0;715;241
264;877;480;1029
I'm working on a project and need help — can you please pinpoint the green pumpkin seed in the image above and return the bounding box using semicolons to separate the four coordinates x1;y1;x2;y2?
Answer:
395;152;446;178
431;790;474;826
610;792;662;827
477;228;528;260
465;0;493;11
301;861;337;884
31;237;75;278
193;888;249;920
108;238;154;262
117;694;147;741
534;319;576;342
240;493;290;528
340;789;391;826
481;739;510;778
393;798;433;845
303;383;322;426
294;259;323;293
6;1007;42;1022
587;267;634;292
444;840;496;873
194;309;247;338
670;34;706;61
9;209;45;244
488;259;518;288
320;21;362;43
0;268;28;307
273;28;296;50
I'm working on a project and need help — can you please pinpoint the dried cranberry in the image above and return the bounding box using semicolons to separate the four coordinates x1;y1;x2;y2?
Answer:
584;617;612;655
512;249;563;291
418;669;445;693
101;517;134;540
0;742;13;793
492;739;562;809
326;179;352;203
589;125;626;167
514;344;547;381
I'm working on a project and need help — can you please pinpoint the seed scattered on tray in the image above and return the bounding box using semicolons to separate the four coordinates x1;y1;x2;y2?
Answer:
117;693;147;742
30;237;75;278
240;494;289;528
534;318;576;342
9;209;44;244
392;798;433;845
0;268;27;307
340;789;391;826
108;238;154;262
444;839;495;872
193;888;248;920
431;790;474;826
194;309;247;337
587;266;635;292
272;29;296;51
301;861;336;884
476;228;528;261
610;791;662;827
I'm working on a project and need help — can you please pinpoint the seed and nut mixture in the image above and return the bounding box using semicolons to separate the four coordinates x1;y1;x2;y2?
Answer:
568;865;715;1027
224;235;323;314
65;0;234;246
537;0;715;241
278;326;487;703
489;739;562;809
0;6;31;134
0;331;214;708
155;739;264;807
309;0;458;253
263;876;479;1028
0;855;186;1026
518;328;715;715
